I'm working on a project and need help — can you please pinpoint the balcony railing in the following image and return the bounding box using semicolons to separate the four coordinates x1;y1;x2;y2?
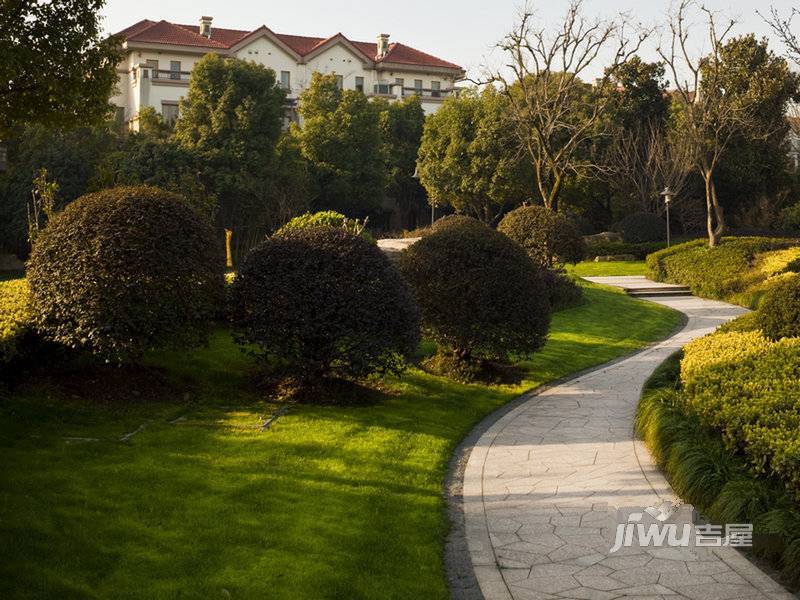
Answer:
371;83;455;99
149;69;191;81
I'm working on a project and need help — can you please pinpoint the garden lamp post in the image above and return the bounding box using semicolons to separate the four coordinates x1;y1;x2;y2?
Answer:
661;186;673;247
412;165;434;225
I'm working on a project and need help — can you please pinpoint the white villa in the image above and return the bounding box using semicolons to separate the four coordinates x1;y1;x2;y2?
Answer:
111;16;465;129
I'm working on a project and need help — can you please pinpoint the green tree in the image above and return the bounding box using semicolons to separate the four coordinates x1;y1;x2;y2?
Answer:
606;56;669;130
0;0;122;133
295;72;386;215
89;134;216;220
709;35;800;226
174;54;286;231
376;95;427;228
0;123;118;257
417;88;533;223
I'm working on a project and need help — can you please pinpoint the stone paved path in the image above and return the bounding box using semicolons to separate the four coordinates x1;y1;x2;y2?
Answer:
461;278;794;600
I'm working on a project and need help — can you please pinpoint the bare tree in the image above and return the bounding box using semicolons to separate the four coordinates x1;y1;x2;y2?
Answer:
761;7;800;67
657;0;760;247
604;119;693;214
763;6;800;174
485;0;648;211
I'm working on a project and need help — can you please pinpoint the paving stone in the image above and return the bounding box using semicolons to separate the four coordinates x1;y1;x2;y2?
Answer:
458;281;789;600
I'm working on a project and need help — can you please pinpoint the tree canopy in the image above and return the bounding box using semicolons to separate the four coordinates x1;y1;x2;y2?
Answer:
295;72;386;215
417;88;533;223
0;0;122;134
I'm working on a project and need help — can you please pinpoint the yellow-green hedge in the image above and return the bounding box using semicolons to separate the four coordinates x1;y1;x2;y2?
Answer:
646;237;798;306
681;330;800;499
0;279;32;365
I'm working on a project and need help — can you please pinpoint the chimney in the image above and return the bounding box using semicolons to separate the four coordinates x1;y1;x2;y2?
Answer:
199;16;213;38
376;33;390;59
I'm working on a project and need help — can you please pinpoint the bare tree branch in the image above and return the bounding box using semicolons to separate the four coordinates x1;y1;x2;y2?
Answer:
760;6;800;67
482;0;650;210
656;0;759;246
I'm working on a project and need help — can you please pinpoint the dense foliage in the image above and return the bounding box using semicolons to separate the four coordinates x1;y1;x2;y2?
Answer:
399;217;551;374
0;279;32;367
497;205;585;267
233;227;419;387
0;0;122;133
174;54;288;235
613;211;666;243
646;237;798;303
756;275;800;340
584;240;670;260
295;73;386;215
26;187;224;362
417;88;534;223
681;330;800;500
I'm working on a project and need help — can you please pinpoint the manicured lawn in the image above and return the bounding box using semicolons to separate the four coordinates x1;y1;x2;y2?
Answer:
567;260;647;277
0;282;680;599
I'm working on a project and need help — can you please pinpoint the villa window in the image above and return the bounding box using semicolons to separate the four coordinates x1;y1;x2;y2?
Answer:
395;77;404;96
336;75;343;90
355;76;364;93
414;79;423;95
170;61;181;80
280;71;291;91
161;102;179;125
431;80;441;97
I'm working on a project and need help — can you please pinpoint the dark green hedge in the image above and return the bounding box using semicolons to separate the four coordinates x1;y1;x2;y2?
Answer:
613;211;665;243
27;186;225;362
399;216;551;371
233;226;419;386
497;205;585;267
584;240;669;260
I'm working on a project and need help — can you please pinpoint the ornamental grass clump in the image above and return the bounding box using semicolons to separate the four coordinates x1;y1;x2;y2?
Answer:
399;216;551;381
232;226;419;399
26;186;225;363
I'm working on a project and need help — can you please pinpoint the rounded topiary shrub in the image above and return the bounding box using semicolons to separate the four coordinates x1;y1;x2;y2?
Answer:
613;211;666;243
399;216;551;379
497;205;585;268
233;226;419;389
27;186;224;362
756;275;800;340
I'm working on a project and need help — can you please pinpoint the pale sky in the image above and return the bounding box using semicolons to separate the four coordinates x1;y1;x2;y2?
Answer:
100;0;798;80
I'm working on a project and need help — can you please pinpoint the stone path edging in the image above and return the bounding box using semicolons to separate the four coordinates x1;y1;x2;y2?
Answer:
446;279;794;600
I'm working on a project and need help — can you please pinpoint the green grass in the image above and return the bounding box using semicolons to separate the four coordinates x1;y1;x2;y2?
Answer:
0;282;681;599
567;260;647;277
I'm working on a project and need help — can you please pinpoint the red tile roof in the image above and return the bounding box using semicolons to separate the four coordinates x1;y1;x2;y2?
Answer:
117;19;462;71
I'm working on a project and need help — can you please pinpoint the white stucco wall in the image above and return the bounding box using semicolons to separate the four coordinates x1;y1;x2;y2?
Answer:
114;38;457;125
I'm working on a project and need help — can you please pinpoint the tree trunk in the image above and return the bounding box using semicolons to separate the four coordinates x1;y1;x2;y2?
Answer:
710;178;725;239
703;172;721;248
